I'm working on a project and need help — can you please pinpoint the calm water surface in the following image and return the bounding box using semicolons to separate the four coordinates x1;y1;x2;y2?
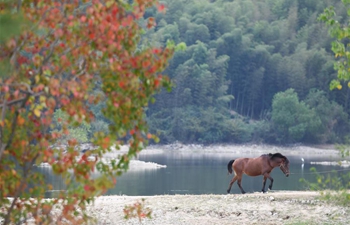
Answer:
42;150;349;196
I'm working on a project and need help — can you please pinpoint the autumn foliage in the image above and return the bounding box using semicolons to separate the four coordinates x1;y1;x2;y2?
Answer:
0;0;173;224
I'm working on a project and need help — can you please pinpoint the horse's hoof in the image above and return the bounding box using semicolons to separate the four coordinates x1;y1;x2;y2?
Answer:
227;190;230;193
242;191;246;194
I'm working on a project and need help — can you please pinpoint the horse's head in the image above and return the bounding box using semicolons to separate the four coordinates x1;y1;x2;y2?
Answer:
270;153;290;177
279;158;290;177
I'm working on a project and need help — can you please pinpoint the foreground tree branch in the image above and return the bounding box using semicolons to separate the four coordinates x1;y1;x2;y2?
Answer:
0;0;174;224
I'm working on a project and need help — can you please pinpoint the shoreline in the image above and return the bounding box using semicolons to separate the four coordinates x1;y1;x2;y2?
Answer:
145;143;340;153
141;144;343;160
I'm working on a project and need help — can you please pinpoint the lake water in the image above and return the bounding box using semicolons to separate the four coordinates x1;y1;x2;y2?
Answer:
41;148;350;196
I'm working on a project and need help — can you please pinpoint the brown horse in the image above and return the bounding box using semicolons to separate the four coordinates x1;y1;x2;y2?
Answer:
227;153;290;194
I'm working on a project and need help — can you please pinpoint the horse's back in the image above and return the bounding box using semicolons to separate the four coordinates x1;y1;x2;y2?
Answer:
234;156;268;176
232;157;249;165
232;158;252;174
241;156;267;165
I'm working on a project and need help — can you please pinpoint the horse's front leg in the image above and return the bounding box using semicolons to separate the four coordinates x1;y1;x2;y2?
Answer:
261;176;267;193
262;173;274;193
268;174;274;190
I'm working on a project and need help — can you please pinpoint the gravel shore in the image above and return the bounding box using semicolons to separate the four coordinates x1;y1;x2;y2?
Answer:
87;191;349;225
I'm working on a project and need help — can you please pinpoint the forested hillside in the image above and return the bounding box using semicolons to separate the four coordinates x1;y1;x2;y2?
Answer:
46;0;350;145
144;0;350;144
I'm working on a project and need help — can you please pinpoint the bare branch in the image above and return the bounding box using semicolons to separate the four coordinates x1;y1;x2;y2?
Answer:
16;0;22;12
3;152;40;225
42;38;59;65
0;92;43;109
0;93;31;163
0;87;43;161
0;97;7;159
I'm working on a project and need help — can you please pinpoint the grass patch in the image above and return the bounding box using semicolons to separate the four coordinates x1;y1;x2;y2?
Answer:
286;221;318;225
319;190;350;206
286;221;342;225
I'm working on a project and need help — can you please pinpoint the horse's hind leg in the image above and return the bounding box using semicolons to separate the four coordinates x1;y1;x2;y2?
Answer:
227;175;238;193
237;178;246;194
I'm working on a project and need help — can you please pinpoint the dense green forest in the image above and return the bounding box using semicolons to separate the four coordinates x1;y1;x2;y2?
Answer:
53;0;350;145
143;0;350;145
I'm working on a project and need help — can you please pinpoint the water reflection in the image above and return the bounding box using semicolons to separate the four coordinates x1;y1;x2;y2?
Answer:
37;166;66;198
39;152;349;196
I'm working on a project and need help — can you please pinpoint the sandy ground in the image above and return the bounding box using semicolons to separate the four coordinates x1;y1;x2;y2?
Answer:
87;191;350;225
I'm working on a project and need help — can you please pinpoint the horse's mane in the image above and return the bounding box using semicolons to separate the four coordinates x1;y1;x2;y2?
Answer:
269;153;289;163
261;153;273;157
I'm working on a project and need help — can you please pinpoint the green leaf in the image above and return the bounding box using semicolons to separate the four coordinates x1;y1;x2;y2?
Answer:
175;42;187;51
330;80;341;90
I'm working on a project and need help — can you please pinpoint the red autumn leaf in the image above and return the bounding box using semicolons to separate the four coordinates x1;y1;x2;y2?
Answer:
157;4;165;13
60;97;70;105
111;6;118;17
17;116;25;126
147;17;155;29
80;15;87;23
152;48;161;54
142;60;150;68
13;90;19;98
154;79;160;88
104;137;110;143
3;86;9;92
81;154;88;162
46;97;56;108
17;56;28;65
36;83;45;92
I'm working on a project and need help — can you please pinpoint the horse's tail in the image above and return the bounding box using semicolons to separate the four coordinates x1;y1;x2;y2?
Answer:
227;159;235;174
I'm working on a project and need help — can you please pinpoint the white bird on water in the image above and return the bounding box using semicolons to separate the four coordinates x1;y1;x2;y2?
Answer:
301;157;305;171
